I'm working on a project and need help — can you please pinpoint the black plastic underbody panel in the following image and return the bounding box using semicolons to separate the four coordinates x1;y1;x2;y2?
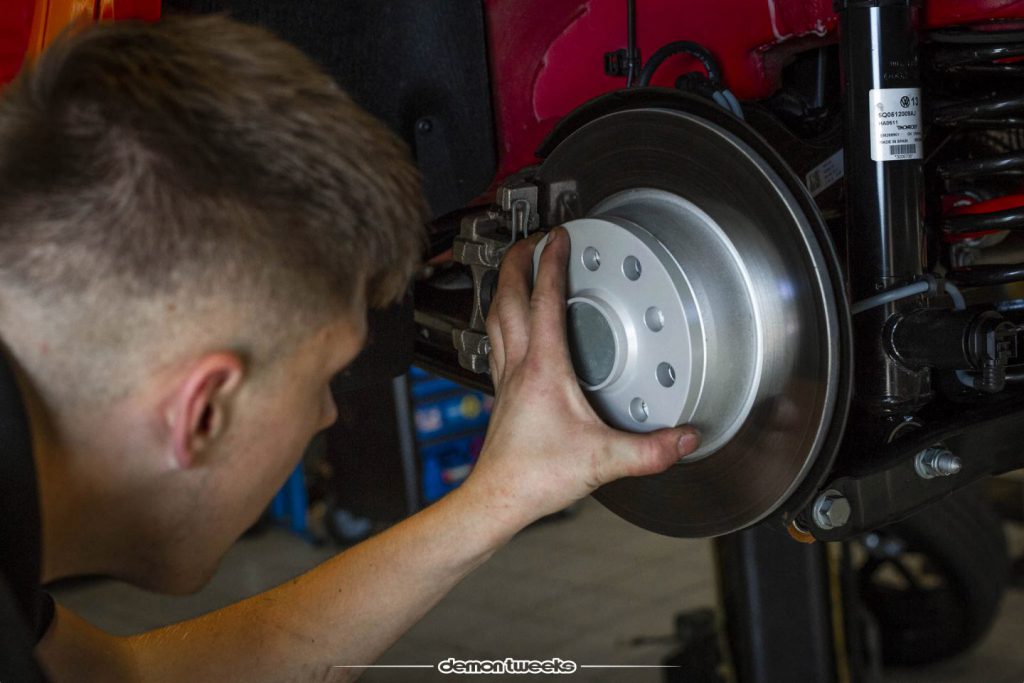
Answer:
163;0;496;219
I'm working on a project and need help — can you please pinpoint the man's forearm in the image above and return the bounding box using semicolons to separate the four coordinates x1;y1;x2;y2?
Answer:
40;481;524;683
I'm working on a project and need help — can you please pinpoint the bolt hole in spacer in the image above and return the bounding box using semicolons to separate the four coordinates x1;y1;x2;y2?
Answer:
657;362;676;387
629;397;649;422
644;306;664;332
622;255;642;281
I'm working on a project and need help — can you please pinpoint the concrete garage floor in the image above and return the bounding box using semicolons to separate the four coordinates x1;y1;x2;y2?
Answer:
53;497;1024;682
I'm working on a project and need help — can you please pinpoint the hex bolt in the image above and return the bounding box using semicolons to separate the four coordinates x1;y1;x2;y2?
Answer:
915;447;962;480
812;490;851;530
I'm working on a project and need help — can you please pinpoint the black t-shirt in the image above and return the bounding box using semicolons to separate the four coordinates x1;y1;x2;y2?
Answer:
0;349;52;682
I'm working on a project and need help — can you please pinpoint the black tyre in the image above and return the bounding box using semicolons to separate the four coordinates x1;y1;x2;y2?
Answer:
854;485;1008;667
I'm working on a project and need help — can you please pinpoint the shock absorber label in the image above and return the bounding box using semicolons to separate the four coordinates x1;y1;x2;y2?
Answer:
868;87;922;162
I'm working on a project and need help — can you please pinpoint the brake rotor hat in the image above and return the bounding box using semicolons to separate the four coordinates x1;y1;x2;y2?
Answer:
533;194;761;460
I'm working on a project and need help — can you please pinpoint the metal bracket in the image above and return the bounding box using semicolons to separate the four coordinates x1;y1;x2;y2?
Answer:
452;329;492;375
498;180;540;242
800;393;1024;541
451;181;541;373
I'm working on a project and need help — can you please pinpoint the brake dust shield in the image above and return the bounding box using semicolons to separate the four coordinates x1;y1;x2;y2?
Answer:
535;102;851;537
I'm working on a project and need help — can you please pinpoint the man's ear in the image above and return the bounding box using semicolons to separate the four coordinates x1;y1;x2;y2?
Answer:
167;352;245;469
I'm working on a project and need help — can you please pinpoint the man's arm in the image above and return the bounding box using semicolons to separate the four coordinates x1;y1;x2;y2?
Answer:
39;480;527;682
36;227;699;682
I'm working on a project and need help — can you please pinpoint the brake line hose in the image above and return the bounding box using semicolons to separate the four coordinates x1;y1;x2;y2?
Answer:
850;280;932;315
851;277;969;315
637;41;724;87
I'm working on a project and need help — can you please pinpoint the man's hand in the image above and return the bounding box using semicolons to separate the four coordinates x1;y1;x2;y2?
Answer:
464;227;701;530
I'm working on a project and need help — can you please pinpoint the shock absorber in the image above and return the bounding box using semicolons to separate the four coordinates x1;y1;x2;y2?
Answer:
927;23;1024;288
836;0;930;415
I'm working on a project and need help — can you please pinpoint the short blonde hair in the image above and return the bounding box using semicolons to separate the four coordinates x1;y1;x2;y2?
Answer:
0;15;426;324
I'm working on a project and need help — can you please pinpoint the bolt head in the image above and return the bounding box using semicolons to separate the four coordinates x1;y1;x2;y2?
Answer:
935;452;961;475
814;491;851;530
825;496;851;527
915;447;961;479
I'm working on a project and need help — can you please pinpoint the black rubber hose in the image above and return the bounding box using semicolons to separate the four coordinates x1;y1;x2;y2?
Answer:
950;264;1024;286
943;206;1024;233
637;41;723;87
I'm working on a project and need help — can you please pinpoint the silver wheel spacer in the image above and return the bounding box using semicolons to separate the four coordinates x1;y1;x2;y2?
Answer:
534;105;850;537
534;192;762;459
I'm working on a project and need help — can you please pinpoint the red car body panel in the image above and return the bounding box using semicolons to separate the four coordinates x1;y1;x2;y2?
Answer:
485;0;1024;182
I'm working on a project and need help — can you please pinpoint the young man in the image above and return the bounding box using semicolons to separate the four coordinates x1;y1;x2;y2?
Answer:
0;15;700;682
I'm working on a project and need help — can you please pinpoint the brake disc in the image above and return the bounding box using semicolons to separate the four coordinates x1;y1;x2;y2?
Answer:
535;102;851;537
